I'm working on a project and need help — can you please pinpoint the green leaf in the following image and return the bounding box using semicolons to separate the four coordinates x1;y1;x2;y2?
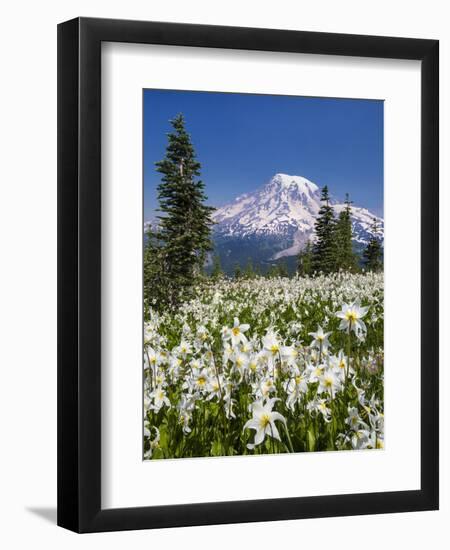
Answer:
211;440;222;456
159;425;168;449
307;428;316;452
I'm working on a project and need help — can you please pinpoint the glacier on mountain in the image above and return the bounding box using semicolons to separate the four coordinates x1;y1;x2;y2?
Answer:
212;173;383;259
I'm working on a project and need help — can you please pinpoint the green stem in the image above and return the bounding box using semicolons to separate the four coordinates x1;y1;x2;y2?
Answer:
269;424;275;454
211;350;229;455
345;322;352;391
145;348;153;389
282;422;295;453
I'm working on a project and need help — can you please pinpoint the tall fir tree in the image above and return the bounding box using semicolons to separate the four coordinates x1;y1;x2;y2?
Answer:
335;193;358;272
312;186;337;274
278;260;289;278
211;254;223;279
266;264;279;278
297;240;313;276
363;218;383;272
244;257;256;279
154;114;215;307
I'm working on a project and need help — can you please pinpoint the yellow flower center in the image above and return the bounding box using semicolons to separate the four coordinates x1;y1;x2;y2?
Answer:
346;311;357;322
271;344;279;353
197;376;206;386
260;414;271;428
325;377;333;388
232;327;240;336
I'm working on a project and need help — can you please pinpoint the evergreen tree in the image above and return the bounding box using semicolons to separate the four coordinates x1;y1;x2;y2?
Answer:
155;114;215;306
244;258;255;279
266;264;279;278
211;254;223;279
278;260;289;278
335;193;358;272
233;262;242;279
312;186;336;274
363;218;383;272
143;224;164;309
297;240;313;276
266;263;288;278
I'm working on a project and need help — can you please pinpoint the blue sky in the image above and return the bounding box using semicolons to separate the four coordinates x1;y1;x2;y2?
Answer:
143;89;384;219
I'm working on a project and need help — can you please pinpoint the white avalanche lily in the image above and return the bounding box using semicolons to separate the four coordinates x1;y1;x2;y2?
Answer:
262;329;281;355
243;398;286;449
192;369;210;392
329;350;352;382
178;340;192;356
280;345;299;366
317;369;341;398
308;325;332;351
284;372;308;411
226;317;250;347
149;386;171;413
335;302;369;336
146;346;158;368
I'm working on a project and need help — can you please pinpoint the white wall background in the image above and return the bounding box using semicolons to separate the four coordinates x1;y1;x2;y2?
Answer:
0;0;447;547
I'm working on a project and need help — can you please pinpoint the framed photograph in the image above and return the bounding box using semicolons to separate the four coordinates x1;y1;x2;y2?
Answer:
57;17;439;533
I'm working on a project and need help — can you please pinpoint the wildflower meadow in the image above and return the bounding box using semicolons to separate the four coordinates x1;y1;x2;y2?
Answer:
143;271;384;459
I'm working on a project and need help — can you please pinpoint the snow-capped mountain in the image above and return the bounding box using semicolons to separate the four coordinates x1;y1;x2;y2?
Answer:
213;173;383;260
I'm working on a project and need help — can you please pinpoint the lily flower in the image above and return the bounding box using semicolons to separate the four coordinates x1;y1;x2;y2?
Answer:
243;398;286;449
224;317;250;347
308;325;332;351
329;350;353;381
178;340;192;357
280;345;299;367
149;385;171;413
262;329;281;356
335;302;368;336
317;369;341;398
192;369;210;392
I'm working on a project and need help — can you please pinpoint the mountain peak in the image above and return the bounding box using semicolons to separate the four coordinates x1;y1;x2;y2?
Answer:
212;173;384;258
269;173;319;193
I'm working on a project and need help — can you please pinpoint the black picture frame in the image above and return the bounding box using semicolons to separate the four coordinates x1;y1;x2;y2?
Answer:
57;17;439;533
